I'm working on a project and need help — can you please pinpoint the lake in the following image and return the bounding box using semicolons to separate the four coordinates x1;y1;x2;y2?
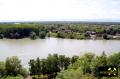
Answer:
0;37;120;67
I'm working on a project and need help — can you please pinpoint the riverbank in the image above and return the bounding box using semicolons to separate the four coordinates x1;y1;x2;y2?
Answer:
48;32;120;40
0;23;120;40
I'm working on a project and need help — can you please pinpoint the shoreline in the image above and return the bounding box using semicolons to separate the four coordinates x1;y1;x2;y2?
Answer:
0;36;120;40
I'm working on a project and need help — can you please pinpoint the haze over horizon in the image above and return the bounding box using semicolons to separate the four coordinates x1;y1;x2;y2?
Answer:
0;0;120;22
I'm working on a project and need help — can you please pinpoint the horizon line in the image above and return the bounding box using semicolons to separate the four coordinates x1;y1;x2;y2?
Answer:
0;20;120;22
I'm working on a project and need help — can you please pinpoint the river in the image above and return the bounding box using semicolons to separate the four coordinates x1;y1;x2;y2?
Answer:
0;37;120;67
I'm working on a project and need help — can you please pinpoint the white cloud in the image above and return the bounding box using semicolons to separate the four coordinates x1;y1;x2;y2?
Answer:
0;0;120;21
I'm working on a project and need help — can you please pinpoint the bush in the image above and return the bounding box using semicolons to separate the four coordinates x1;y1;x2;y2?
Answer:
0;56;28;78
39;31;47;38
0;61;6;78
56;52;120;79
30;31;37;40
5;76;23;79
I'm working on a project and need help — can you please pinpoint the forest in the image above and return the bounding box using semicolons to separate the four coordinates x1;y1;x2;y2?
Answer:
0;23;120;40
0;52;120;79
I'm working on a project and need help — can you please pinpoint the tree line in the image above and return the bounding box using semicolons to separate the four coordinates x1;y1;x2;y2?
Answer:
56;52;120;79
29;54;79;79
0;54;78;79
0;23;120;40
0;24;48;39
0;52;120;79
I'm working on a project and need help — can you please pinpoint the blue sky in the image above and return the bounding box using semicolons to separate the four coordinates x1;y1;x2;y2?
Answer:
0;0;120;22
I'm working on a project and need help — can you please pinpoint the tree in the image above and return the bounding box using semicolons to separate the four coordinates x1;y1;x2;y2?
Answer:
9;33;14;39
81;53;95;74
64;57;71;70
46;54;60;79
56;52;120;79
39;31;46;39
0;61;6;78
107;52;120;66
0;34;4;39
103;33;108;39
91;52;107;76
84;32;90;37
29;59;37;75
58;55;66;70
52;54;60;72
41;59;48;75
20;68;28;78
57;32;66;38
56;53;95;79
36;57;42;76
5;56;22;76
71;56;79;64
30;31;37;40
14;32;20;39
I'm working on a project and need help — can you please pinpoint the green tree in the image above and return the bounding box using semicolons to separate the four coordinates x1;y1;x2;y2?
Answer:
71;56;79;64
57;32;66;38
36;57;42;75
91;52;107;76
103;33;108;39
39;31;46;38
41;59;48;75
20;68;28;78
30;31;37;40
58;55;66;70
5;56;22;76
29;59;37;75
0;61;6;78
0;34;4;39
14;32;20;39
107;52;120;66
64;57;71;70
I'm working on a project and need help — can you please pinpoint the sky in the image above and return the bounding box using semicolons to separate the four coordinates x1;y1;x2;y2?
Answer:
0;0;120;22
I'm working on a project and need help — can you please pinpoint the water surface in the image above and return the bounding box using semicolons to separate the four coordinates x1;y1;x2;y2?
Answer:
0;38;120;67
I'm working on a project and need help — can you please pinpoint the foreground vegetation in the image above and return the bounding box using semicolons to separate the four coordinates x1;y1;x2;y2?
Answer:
56;52;120;79
29;54;79;79
0;56;28;79
0;52;120;79
0;23;120;40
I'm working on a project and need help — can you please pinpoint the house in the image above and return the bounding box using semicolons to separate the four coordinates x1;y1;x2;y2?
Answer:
86;31;96;35
64;30;73;33
52;30;58;33
112;32;120;39
116;33;120;36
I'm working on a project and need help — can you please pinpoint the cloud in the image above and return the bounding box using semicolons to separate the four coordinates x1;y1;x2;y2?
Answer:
0;0;120;21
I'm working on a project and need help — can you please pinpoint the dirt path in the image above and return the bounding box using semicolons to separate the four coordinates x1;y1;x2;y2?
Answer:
25;75;32;79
